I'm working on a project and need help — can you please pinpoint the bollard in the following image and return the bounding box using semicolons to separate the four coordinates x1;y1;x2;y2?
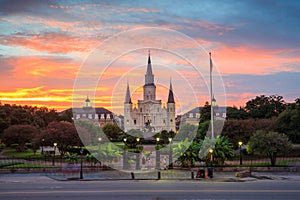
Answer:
131;172;135;180
157;171;161;180
191;171;194;179
207;167;213;178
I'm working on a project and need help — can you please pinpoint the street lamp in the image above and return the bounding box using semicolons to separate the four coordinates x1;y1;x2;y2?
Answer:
136;137;141;170
52;142;57;166
209;149;213;163
80;147;83;179
156;137;160;149
136;137;140;152
98;137;102;152
41;138;45;154
238;141;243;165
168;138;173;169
156;137;160;170
208;148;214;178
123;138;127;170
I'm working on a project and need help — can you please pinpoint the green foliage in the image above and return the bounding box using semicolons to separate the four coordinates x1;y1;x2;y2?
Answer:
102;123;124;141
276;99;300;143
96;142;122;164
221;118;275;148
212;136;235;165
2;148;42;159
155;130;175;144
176;124;197;141
196;121;210;142
64;152;80;163
226;106;249;119
173;138;200;167
245;95;286;118
75;119;103;145
199;101;211;124
124;129;143;148
199;136;234;165
247;130;292;166
0;104;59;136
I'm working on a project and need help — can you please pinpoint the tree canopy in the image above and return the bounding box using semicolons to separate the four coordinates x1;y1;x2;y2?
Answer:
37;121;90;155
247;130;292;166
1;124;39;152
245;95;286;118
276;98;300;143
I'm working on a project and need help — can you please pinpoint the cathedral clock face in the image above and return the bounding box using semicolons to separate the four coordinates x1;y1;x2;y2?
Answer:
73;27;226;172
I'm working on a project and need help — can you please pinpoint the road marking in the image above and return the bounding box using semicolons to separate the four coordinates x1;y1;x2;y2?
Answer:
0;189;300;195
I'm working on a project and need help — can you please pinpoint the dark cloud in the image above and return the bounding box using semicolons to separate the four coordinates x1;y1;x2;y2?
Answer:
224;71;300;101
0;0;50;16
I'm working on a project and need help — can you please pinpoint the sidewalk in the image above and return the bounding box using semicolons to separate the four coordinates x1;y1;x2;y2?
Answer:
46;170;258;182
1;170;300;183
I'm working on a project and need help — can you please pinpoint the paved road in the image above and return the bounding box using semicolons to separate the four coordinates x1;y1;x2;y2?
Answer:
0;174;299;200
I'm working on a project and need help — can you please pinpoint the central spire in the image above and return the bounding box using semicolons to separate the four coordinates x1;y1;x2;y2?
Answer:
145;50;154;86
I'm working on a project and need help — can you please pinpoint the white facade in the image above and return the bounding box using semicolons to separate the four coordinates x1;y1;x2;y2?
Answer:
124;53;176;133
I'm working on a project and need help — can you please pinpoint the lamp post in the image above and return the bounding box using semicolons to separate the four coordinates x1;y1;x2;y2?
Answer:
136;137;140;152
156;137;160;170
123;138;127;170
209;149;213;164
136;137;141;170
41;138;45;154
238;141;243;166
98;137;102;152
80;147;83;179
208;148;214;178
52;142;57;166
168;138;173;169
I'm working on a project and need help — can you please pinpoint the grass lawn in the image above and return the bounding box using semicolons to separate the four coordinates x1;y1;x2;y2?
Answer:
2;148;43;159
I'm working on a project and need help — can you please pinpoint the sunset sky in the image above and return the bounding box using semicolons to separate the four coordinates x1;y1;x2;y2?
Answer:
0;0;299;115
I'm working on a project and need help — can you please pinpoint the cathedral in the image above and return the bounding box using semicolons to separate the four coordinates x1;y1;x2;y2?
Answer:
124;52;176;133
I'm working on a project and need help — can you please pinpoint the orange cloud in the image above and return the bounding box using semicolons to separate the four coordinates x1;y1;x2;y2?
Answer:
2;56;79;79
213;45;300;75
0;32;97;54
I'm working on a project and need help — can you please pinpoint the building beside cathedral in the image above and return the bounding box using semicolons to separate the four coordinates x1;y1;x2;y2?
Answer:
124;52;176;133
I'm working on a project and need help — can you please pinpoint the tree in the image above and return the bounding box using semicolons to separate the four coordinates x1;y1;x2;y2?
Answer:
176;123;198;141
75;119;103;145
59;109;73;123
102;124;124;141
245;95;286;118
276;98;300;143
221;118;275;148
212;136;235;165
124;129;143;148
247;130;292;166
198;136;235;166
199;101;211;124
196;121;210;142
1;124;39;152
0;104;59;135
226;106;249;119
37;121;90;155
173;138;201;167
155;130;176;144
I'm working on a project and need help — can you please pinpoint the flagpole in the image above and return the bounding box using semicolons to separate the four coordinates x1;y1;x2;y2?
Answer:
210;52;214;139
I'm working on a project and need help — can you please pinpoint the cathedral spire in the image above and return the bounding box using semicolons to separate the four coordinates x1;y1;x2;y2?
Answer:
125;81;132;104
145;50;154;86
167;79;175;103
